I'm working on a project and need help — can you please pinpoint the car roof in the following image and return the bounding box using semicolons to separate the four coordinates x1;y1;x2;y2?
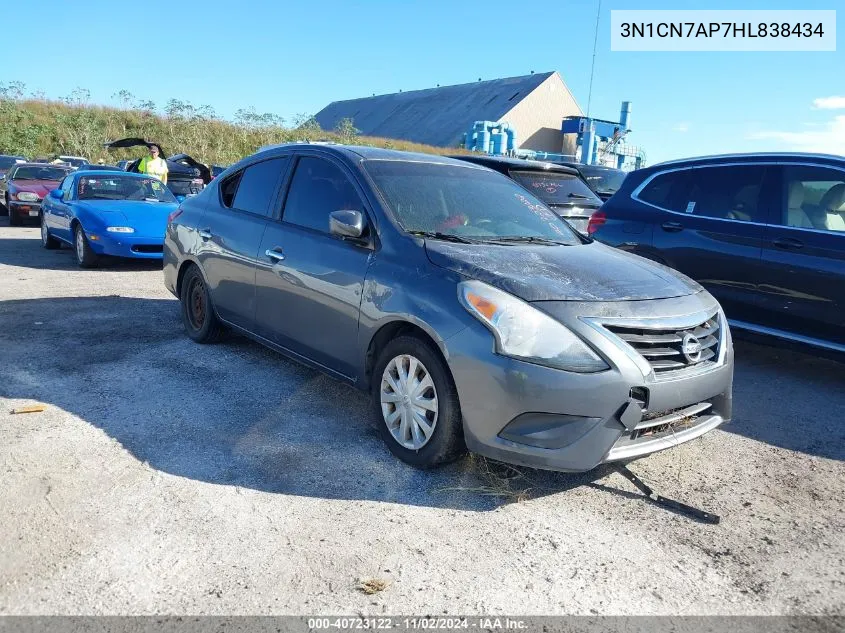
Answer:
651;152;845;168
10;162;72;169
253;143;479;167
450;154;581;174
73;169;152;178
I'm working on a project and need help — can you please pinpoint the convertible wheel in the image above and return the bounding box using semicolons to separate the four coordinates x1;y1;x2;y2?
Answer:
74;225;98;268
372;335;465;468
41;214;59;250
180;265;223;343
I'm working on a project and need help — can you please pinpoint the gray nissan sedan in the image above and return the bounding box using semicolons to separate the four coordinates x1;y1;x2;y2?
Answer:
163;144;734;472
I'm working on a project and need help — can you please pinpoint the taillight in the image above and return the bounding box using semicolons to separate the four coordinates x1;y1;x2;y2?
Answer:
168;209;183;223
587;210;606;235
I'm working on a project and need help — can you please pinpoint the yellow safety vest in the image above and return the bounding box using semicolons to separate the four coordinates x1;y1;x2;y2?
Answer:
138;156;168;184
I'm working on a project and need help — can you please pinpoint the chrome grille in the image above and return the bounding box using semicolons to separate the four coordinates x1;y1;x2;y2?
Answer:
605;313;721;375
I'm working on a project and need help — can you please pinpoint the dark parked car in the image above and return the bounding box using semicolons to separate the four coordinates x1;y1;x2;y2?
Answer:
103;138;211;198
451;155;603;234
550;161;628;202
0;154;26;177
76;163;125;172
164;144;734;472
591;152;845;354
0;162;72;225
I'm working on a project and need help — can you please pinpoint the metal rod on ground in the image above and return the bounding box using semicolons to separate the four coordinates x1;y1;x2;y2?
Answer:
612;463;721;524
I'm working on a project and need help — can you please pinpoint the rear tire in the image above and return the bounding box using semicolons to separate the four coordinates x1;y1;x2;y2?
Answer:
74;225;98;268
372;335;465;468
41;214;60;249
179;265;223;343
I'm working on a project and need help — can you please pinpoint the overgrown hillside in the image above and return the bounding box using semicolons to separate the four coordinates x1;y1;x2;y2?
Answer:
0;85;462;166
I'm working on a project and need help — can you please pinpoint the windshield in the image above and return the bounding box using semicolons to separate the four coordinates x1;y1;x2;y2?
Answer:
578;165;627;195
12;166;70;181
0;157;23;169
77;176;177;202
365;160;582;244
510;171;601;205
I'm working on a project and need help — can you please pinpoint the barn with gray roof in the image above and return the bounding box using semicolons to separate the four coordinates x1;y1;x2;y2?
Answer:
314;71;582;153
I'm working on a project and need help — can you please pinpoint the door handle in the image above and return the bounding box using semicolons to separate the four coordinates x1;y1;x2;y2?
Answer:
265;248;285;262
198;228;212;240
661;221;684;232
772;237;804;249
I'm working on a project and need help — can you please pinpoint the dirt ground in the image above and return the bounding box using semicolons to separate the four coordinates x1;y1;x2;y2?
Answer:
0;223;843;616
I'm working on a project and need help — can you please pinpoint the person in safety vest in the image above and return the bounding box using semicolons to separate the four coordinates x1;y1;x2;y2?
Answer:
138;144;168;184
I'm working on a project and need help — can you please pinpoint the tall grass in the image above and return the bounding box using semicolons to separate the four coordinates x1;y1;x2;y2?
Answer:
0;87;464;165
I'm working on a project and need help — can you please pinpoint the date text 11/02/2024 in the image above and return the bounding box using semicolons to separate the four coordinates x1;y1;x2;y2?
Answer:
619;22;825;39
307;617;528;630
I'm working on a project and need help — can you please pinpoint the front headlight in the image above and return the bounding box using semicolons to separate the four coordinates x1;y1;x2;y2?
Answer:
458;280;608;373
106;226;135;233
16;192;38;202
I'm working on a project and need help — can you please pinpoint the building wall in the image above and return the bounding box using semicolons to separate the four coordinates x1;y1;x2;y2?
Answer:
499;72;582;154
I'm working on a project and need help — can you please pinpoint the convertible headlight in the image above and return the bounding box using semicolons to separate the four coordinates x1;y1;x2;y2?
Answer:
458;280;608;373
106;226;135;233
16;192;38;202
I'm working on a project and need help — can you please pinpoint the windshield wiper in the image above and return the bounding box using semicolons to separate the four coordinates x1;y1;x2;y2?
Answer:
486;235;568;246
567;192;593;200
407;231;479;244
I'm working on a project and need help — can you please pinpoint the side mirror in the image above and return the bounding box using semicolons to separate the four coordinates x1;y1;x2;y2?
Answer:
49;189;63;199
330;209;366;239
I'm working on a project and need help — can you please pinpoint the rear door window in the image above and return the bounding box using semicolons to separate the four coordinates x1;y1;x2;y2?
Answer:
281;157;364;233
637;170;691;212
228;157;288;217
681;165;767;223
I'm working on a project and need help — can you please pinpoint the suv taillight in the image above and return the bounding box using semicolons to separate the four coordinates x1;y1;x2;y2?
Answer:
587;210;606;235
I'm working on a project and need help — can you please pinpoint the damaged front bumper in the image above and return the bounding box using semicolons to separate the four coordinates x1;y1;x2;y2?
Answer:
446;291;734;473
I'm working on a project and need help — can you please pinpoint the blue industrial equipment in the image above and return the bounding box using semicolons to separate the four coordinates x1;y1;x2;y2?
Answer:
561;101;645;169
465;121;516;155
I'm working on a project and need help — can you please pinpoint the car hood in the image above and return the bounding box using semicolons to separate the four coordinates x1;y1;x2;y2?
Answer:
424;240;702;302
74;200;178;238
11;180;61;197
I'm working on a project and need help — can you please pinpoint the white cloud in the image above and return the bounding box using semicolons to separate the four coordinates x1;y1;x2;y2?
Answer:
672;122;690;133
749;115;845;154
812;96;845;110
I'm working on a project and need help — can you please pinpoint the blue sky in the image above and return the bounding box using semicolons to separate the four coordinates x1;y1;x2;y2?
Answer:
4;0;842;164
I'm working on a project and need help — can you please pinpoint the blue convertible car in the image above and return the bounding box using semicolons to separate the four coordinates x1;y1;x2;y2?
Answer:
40;170;179;267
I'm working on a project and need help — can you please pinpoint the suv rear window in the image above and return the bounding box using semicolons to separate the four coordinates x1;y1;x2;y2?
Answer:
510;171;600;205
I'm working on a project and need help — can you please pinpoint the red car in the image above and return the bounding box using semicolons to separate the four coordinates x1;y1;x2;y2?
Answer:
0;163;72;226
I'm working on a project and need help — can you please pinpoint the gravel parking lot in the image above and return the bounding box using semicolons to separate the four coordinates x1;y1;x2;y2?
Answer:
1;223;843;616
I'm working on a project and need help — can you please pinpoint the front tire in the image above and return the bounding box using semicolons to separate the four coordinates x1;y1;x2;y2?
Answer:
73;225;98;268
179;265;223;343
8;205;21;226
41;214;60;249
372;335;465;468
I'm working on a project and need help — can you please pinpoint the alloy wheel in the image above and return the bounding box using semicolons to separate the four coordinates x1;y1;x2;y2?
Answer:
380;354;438;450
75;229;85;262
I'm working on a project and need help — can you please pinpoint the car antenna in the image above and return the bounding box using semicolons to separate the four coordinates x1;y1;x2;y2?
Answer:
611;462;721;524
